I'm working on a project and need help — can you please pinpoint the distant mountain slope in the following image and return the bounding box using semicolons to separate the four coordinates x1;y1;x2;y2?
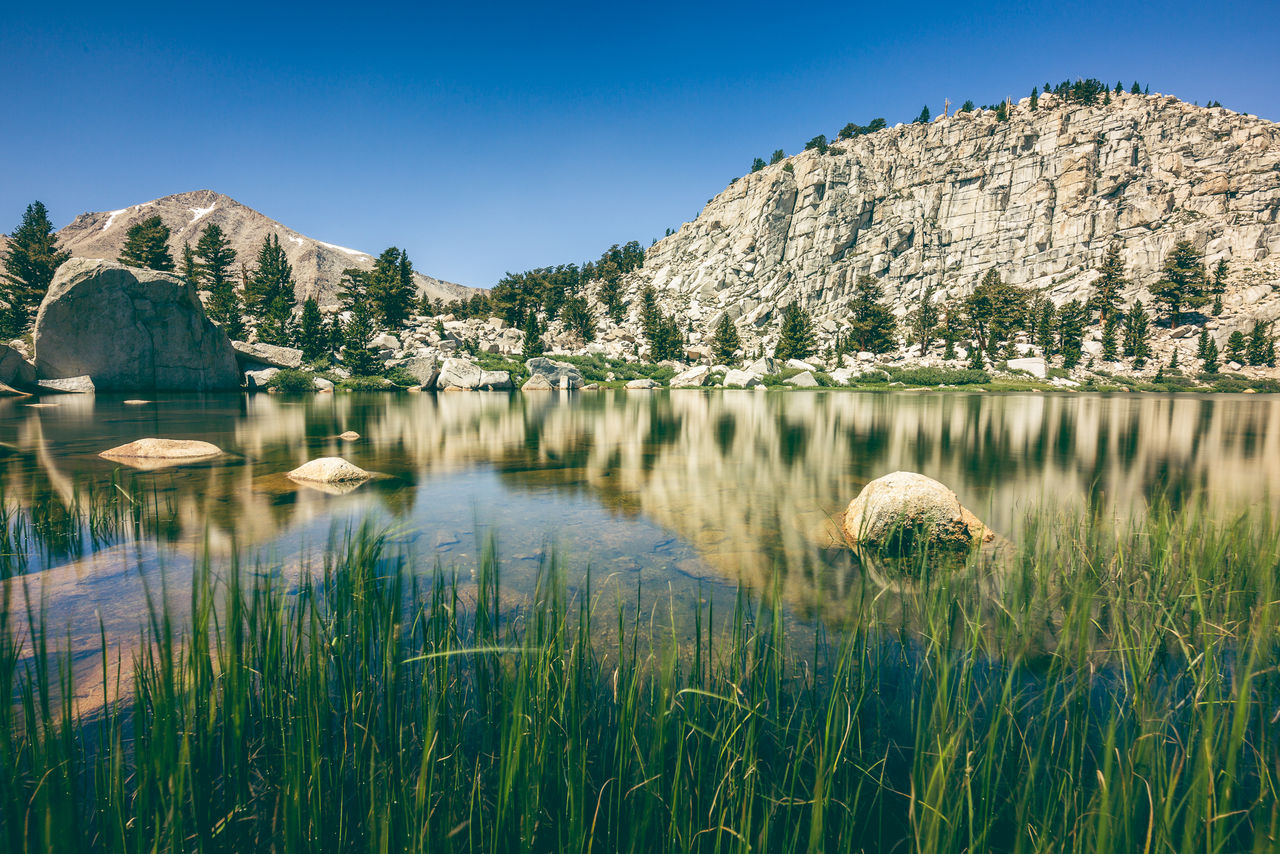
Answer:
56;190;475;307
619;90;1280;350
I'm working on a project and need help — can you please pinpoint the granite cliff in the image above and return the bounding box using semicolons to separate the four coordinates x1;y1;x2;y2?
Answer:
618;90;1280;354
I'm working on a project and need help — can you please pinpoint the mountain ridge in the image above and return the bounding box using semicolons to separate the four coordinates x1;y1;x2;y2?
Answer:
54;189;475;307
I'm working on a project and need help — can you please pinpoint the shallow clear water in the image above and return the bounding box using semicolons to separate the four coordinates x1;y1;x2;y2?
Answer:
2;388;1278;642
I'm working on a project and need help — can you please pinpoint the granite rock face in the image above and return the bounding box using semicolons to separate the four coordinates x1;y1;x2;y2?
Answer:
617;92;1280;354
34;259;241;391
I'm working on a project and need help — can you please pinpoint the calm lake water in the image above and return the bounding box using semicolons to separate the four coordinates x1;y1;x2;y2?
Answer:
2;389;1278;649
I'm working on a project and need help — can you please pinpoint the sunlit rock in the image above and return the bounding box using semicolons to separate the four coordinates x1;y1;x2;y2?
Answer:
100;438;223;468
287;457;371;484
843;471;992;549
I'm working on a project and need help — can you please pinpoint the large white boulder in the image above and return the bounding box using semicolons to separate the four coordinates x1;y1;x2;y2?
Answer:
1005;357;1047;379
232;340;303;370
436;358;483;389
399;354;440;387
670;365;711;388
843;471;992;549
35;259;240;391
722;369;763;388
786;370;820;387
525;357;584;389
0;344;35;390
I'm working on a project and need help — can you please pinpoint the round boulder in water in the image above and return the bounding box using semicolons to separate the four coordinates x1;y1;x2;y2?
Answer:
100;438;223;461
288;457;371;484
843;471;991;549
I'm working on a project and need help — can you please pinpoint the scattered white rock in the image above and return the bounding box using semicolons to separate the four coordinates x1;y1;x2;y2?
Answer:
100;438;222;461
287;457;371;484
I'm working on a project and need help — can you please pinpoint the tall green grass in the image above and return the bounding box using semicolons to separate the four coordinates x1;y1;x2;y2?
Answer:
3;501;1279;852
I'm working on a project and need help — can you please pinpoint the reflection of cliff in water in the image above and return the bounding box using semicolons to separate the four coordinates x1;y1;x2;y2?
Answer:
2;391;1278;615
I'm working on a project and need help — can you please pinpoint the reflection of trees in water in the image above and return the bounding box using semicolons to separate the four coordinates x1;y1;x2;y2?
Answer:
2;392;1278;608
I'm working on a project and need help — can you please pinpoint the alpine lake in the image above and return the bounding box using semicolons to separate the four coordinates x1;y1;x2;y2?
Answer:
2;387;1275;654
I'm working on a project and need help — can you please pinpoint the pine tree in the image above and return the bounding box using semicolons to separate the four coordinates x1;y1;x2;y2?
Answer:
1131;81;1142;95
1030;87;1039;110
959;100;975;113
941;299;965;360
1210;259;1229;316
1036;299;1057;355
1122;301;1151;366
639;286;660;341
1057;300;1087;368
1;201;68;336
1247;320;1275;366
1090;243;1127;323
995;101;1008;122
649;314;684;362
774;301;815;361
247;234;296;345
769;150;786;165
751;157;766;173
908;284;939;354
1150;240;1208;327
964;269;1029;355
711;313;741;364
1226;330;1247;363
522;311;545;358
342;300;383;377
1101;311;1121;360
847;274;897;353
967;340;985;369
195;224;242;339
1199;329;1219;373
915;105;931;124
297;298;326;363
181;243;200;288
118;216;174;271
561;295;595;344
368;247;415;328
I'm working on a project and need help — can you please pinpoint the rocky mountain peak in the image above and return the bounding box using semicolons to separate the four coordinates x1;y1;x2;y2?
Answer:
56;190;474;307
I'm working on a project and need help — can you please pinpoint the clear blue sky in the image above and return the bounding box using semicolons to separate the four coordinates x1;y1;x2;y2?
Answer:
3;0;1276;288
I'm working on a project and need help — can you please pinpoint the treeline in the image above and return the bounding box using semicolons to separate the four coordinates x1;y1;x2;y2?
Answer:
751;77;1154;174
437;241;646;340
762;240;1273;374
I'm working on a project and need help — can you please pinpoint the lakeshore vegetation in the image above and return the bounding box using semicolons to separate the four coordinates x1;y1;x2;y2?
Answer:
3;498;1280;852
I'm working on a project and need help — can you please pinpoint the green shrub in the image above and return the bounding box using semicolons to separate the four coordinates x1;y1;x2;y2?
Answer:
887;367;989;386
264;368;316;395
340;375;397;391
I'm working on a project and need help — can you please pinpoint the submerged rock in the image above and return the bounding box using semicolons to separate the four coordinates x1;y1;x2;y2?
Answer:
100;438;223;462
288;457;371;484
843;471;992;549
338;431;360;441
35;259;240;391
